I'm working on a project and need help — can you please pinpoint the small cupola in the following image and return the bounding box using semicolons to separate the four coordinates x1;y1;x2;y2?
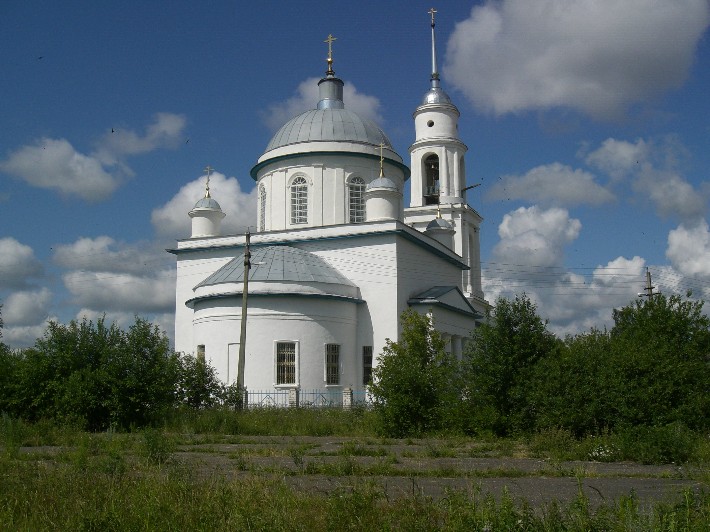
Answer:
189;166;226;238
365;144;402;221
424;206;455;249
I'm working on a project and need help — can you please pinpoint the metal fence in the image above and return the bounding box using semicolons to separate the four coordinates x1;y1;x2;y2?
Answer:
244;388;372;409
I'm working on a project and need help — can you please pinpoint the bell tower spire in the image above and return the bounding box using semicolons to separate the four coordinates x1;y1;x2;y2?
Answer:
429;7;440;88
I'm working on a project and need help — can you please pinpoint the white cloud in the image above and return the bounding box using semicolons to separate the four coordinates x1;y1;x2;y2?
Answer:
0;237;43;289
2;321;52;349
261;77;384;132
0;113;186;201
487;162;614;206
584;138;649;180
2;288;52;326
0;138;120;201
53;236;167;275
151;171;257;239
62;268;175;314
666;220;710;278
585;136;706;224
94;112;186;165
493;206;581;268
483;205;649;334
445;0;710;119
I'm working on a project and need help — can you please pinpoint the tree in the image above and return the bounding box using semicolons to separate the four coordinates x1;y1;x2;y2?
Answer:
530;329;623;435
7;316;181;430
609;293;710;430
462;294;559;435
369;309;461;437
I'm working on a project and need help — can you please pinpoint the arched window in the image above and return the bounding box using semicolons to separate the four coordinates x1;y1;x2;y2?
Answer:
348;176;366;223
259;184;267;231
424;154;439;205
290;176;308;224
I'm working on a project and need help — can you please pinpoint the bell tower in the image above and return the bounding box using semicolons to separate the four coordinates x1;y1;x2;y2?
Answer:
404;9;486;309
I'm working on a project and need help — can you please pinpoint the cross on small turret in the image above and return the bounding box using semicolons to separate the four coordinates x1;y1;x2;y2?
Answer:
429;7;437;26
203;165;213;197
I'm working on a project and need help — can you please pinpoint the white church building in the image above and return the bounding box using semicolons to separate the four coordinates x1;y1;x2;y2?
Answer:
170;17;488;395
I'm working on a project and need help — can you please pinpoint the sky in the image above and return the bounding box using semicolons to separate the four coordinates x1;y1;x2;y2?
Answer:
1;0;710;347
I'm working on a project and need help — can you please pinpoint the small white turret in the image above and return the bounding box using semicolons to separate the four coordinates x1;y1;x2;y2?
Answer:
365;144;402;221
189;166;226;238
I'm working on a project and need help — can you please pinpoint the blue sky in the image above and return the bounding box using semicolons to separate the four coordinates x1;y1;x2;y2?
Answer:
2;0;710;346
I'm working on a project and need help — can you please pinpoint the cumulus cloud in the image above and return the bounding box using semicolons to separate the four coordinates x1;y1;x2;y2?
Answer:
62;269;175;314
493;206;581;268
487;163;614;206
53;236;167;275
445;0;710;119
583;138;649;180
482;205;650;334
0;113;186;201
2;288;52;326
0;138;120;201
261;77;384;132
94;112;186;165
2;321;52;348
585;136;706;224
666;220;710;278
0;237;43;289
151;171;257;239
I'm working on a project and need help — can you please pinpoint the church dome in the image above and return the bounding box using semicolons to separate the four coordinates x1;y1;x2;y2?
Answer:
192;196;222;211
422;87;452;105
264;108;393;153
426;217;453;231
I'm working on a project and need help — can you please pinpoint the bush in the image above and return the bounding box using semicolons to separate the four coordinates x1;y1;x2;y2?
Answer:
369;310;461;437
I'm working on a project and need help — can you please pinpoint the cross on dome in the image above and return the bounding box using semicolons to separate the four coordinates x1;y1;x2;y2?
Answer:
324;33;337;75
203;165;213;198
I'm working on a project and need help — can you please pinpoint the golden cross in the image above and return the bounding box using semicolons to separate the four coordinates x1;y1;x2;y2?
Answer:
379;143;385;177
429;7;437;26
203;165;213;197
324;34;337;60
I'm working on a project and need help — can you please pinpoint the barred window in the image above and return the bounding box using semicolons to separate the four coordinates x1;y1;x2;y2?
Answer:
325;344;340;385
276;342;296;385
290;176;308;224
348;177;366;223
259;184;266;231
363;345;373;386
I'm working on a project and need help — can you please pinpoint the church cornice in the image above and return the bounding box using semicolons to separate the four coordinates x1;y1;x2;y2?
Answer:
168;222;469;269
250;150;411;181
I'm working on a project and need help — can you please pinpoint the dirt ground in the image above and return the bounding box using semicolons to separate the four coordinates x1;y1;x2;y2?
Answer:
170;435;706;511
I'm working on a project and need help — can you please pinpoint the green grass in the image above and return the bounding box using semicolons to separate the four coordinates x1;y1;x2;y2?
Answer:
1;455;709;530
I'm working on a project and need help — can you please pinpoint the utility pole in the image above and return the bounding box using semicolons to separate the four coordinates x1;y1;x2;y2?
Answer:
638;267;657;299
237;229;251;407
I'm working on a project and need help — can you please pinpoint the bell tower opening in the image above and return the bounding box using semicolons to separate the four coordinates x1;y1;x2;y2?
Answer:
424;154;439;205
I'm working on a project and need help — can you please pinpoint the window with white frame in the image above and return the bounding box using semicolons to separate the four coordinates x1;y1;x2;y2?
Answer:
348;176;366;223
362;345;373;386
325;344;340;385
276;341;296;385
290;176;308;224
259;183;266;231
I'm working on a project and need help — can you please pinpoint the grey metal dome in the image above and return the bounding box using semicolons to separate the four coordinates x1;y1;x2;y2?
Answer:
422;87;452;105
192;196;223;211
264;108;393;153
366;176;398;191
426;217;453;231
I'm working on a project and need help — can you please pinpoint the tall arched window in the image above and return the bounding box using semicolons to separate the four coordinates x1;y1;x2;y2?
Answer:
290;176;308;224
259;184;267;231
348;176;365;223
424;154;439;205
